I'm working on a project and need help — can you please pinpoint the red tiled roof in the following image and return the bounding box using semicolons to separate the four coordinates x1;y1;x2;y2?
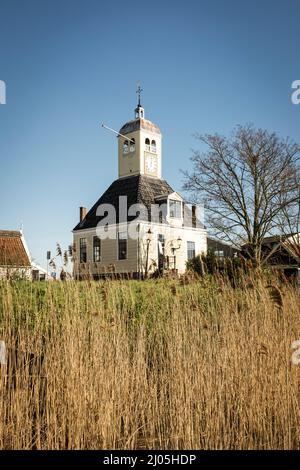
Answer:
0;230;31;267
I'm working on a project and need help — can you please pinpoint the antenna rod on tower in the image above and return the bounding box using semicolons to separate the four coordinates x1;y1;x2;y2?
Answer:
101;123;133;143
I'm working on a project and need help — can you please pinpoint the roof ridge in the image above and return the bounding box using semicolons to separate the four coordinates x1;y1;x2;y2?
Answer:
0;230;22;237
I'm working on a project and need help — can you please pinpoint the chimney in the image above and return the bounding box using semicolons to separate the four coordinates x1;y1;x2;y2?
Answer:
80;206;86;223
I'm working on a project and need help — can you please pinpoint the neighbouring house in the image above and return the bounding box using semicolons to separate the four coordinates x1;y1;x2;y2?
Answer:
73;97;207;279
0;230;49;280
207;237;239;258
260;234;300;277
241;234;300;278
31;261;49;281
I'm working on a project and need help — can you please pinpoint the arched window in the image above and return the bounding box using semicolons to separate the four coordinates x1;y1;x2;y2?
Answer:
145;138;150;151
123;140;129;154
151;140;156;153
130;138;135;152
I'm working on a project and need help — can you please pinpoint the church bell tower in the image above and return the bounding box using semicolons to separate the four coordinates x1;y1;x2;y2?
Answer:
118;86;162;179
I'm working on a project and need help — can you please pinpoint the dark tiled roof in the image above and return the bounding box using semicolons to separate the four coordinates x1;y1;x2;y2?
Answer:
74;174;206;231
119;118;161;136
262;234;291;244
74;175;174;230
207;237;240;253
242;234;293;248
0;230;31;267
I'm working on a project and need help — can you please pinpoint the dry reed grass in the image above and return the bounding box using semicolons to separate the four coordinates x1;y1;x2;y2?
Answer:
0;274;300;449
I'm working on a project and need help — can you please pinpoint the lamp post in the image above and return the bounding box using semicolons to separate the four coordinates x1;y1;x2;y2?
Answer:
137;223;141;280
171;237;182;272
46;251;51;278
144;228;153;279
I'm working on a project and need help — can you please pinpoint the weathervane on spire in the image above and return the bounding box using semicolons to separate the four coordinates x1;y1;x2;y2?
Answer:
136;81;143;107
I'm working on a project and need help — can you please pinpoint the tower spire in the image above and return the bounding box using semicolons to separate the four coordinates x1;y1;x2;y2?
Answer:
136;82;143;107
135;82;145;119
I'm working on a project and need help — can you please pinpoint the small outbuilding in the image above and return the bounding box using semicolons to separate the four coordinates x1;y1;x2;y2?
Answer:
0;230;49;280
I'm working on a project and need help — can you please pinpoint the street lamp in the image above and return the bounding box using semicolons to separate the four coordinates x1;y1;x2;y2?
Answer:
171;237;182;272
144;228;153;279
137;223;141;280
46;251;51;278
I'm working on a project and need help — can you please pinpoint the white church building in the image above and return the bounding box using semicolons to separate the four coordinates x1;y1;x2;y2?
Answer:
72;95;207;279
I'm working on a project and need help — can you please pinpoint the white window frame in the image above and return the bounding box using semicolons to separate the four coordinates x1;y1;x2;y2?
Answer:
187;241;196;260
118;231;128;260
93;236;101;262
123;140;129;154
169;199;182;218
129;138;135;152
79;238;87;263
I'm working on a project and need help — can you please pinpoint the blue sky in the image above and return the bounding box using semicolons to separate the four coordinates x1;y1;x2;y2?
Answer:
0;0;299;268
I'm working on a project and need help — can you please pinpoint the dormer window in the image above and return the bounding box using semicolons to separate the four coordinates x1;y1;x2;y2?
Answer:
151;140;156;153
130;138;135;152
145;138;150;151
169;199;182;218
123;140;129;154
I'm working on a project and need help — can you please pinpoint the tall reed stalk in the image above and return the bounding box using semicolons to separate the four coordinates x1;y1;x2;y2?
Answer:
0;275;299;449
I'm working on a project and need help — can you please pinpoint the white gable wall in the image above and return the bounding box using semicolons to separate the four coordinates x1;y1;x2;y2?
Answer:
73;221;207;277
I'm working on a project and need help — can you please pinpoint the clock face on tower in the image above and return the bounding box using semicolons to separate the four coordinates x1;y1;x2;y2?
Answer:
145;153;157;175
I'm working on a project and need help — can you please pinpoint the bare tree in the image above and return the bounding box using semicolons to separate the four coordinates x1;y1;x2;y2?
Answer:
275;177;300;264
183;125;300;267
